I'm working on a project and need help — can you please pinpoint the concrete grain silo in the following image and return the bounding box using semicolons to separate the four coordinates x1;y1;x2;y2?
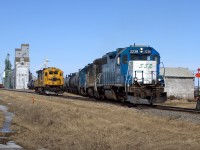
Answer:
14;44;30;89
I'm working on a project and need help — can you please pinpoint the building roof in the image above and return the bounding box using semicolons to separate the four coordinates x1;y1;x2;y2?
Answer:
160;67;194;78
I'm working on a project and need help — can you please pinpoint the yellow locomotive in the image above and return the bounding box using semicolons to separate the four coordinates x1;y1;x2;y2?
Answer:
34;67;64;95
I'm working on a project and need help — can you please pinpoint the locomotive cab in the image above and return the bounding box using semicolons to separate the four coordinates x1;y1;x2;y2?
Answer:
117;46;166;104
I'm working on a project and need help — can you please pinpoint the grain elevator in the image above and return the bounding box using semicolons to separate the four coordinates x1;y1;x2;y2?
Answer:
14;44;30;89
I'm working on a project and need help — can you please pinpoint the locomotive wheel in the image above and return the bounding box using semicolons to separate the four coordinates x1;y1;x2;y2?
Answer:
100;94;106;100
149;96;153;105
88;88;94;97
35;88;38;94
94;92;100;99
100;88;106;100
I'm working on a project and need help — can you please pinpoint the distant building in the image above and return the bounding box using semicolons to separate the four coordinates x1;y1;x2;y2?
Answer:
14;44;30;89
160;67;194;99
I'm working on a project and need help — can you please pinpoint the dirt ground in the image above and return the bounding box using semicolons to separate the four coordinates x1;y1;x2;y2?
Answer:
0;90;200;150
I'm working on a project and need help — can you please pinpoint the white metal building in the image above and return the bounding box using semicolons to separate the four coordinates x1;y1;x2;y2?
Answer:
14;44;30;89
160;67;194;99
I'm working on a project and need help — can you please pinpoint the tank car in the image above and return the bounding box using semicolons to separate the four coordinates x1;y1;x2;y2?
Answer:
65;72;79;94
27;79;35;90
34;67;64;95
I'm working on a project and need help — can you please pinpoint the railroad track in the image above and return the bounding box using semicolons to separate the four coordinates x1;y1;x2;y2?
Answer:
0;88;35;94
154;105;200;114
133;104;200;114
1;88;200;114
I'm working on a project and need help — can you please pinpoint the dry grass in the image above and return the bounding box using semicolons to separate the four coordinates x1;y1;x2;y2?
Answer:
0;90;200;150
0;112;4;129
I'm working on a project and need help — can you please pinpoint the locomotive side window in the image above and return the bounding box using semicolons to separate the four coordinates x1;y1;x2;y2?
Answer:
122;55;127;64
117;56;120;65
45;72;47;76
153;55;159;64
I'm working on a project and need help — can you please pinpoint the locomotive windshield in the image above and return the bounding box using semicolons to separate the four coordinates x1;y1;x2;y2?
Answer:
49;71;59;75
130;54;159;62
130;54;150;60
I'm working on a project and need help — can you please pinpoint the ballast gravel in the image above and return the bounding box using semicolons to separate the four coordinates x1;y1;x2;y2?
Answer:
135;108;200;124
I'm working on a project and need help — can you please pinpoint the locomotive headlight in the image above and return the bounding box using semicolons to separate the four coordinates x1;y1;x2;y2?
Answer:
157;76;164;85
134;77;138;82
140;48;143;53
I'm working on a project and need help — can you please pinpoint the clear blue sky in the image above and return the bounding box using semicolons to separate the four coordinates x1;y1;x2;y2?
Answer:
0;0;200;81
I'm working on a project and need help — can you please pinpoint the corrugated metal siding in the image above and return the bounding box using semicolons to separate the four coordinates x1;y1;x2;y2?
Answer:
164;78;194;99
160;67;194;78
160;67;194;99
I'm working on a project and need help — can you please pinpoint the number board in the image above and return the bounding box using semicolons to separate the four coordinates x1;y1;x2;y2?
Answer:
130;49;151;54
130;50;139;54
143;50;151;54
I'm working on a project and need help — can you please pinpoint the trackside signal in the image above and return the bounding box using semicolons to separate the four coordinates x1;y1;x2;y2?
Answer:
196;73;200;78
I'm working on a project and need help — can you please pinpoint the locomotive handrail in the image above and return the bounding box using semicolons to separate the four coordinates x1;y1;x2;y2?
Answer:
94;73;102;91
125;68;132;93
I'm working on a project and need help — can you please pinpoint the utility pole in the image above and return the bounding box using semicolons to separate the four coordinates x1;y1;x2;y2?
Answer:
198;68;200;96
195;68;200;96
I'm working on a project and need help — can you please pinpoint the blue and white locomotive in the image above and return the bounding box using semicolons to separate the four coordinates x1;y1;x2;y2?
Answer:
65;44;166;104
